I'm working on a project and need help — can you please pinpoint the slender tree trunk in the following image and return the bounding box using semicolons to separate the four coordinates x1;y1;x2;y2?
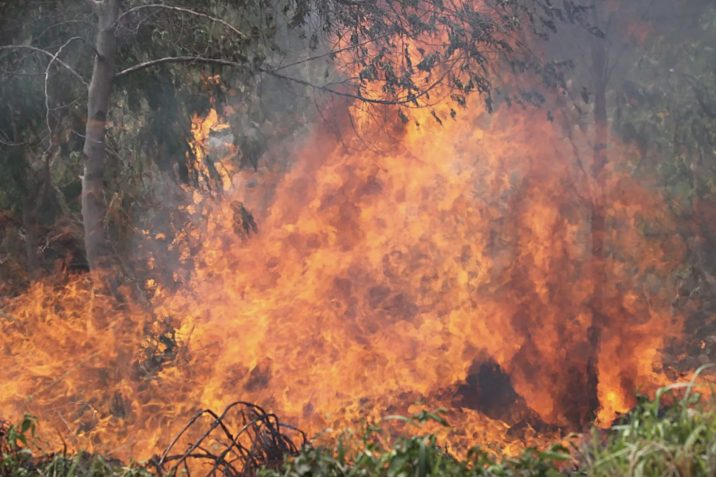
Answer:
82;0;119;275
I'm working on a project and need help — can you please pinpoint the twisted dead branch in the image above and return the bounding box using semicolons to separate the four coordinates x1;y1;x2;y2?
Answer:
151;401;307;477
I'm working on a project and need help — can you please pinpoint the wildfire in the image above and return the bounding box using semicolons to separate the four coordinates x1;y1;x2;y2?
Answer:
0;87;690;461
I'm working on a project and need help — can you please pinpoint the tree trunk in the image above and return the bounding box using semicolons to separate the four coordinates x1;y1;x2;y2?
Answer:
82;0;119;275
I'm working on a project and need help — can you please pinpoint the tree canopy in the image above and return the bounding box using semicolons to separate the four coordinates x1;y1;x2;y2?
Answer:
0;0;577;281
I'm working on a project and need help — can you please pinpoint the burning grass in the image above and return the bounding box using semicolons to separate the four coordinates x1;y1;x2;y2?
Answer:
2;371;716;477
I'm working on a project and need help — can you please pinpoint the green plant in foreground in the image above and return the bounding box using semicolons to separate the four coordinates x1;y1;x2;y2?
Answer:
3;369;716;476
264;368;716;477
1;415;150;477
36;454;151;477
1;414;37;477
259;409;570;477
581;365;716;477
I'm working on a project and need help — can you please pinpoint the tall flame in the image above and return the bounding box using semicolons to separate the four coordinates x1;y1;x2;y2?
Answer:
0;92;687;460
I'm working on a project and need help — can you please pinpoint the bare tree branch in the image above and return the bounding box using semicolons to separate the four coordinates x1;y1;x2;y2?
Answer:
0;45;88;86
44;37;83;150
115;55;244;77
115;4;247;39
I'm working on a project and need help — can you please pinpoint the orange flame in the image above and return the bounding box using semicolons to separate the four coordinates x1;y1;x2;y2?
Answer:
0;92;689;460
